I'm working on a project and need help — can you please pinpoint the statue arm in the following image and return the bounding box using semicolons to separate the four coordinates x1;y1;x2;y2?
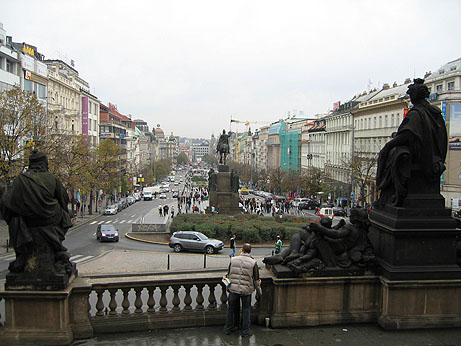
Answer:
310;222;350;239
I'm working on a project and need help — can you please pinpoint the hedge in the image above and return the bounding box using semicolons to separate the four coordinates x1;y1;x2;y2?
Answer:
169;214;316;244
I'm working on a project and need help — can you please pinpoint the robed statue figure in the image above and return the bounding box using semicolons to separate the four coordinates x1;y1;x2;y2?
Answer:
375;78;447;207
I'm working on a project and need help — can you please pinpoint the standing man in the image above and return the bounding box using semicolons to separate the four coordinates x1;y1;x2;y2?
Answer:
223;243;260;337
229;234;236;257
158;205;163;217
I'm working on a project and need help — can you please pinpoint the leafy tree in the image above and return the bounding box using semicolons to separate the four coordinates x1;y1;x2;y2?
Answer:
201;153;217;166
0;86;46;186
176;152;189;165
350;151;378;206
300;167;331;199
153;159;171;182
281;169;300;195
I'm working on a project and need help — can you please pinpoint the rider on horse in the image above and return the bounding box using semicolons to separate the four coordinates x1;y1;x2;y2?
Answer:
217;129;230;165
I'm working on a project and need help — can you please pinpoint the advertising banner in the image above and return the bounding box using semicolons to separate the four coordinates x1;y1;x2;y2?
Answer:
82;96;89;136
449;103;461;150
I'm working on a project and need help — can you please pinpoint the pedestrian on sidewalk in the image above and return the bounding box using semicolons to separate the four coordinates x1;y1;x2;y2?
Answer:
229;234;236;257
223;243;260;337
273;235;282;255
163;204;169;217
158;205;163;217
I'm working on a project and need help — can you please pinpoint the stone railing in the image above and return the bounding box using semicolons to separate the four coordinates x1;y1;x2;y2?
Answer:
70;272;262;340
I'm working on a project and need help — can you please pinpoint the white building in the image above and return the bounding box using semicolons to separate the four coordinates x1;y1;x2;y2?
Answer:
425;58;461;207
0;23;20;91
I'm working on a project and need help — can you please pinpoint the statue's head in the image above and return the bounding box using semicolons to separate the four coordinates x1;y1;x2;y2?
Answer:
407;78;430;104
222;129;226;134
350;207;369;227
320;217;332;229
28;150;48;171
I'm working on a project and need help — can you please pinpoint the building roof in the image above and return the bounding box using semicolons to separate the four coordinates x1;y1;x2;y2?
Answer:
426;57;461;81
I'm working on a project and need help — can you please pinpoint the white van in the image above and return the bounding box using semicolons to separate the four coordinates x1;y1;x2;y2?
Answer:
316;207;334;219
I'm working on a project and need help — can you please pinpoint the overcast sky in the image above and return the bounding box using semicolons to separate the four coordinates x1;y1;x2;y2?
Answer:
3;0;461;138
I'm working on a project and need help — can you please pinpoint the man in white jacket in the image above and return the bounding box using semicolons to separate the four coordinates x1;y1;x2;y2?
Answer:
223;243;260;337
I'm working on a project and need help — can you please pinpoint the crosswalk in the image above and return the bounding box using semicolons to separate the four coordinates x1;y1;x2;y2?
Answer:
0;253;94;264
90;218;138;225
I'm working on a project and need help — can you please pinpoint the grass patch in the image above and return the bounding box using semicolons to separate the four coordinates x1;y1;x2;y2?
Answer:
170;213;316;244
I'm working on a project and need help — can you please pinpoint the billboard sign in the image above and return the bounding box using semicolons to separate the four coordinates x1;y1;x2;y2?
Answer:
82;96;88;136
449;103;461;150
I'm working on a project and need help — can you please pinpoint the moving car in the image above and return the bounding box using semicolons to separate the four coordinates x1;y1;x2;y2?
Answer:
159;193;167;199
333;207;347;217
316;207;334;219
143;191;153;201
104;204;118;215
169;231;224;254
298;200;320;210
96;224;119;242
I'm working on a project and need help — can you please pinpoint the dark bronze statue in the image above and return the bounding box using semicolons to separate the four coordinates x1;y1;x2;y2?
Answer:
375;78;447;207
208;168;217;191
263;208;376;275
231;169;239;193
216;129;231;165
0;150;77;290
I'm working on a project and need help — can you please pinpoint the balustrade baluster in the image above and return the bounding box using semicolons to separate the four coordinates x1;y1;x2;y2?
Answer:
159;286;168;312
146;286;156;313
183;284;192;311
95;289;105;316
195;284;204;311
0;297;2;326
219;283;228;310
208;283;217;310
108;288;118;315
172;285;181;312
121;288;131;315
134;287;143;314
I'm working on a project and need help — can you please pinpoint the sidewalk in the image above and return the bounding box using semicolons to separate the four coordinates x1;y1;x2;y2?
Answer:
74;322;461;346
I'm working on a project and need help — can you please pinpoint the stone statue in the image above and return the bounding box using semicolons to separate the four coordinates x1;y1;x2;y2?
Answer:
0;150;77;290
216;129;231;165
208;168;217;192
263;208;376;275
375;78;447;207
231;169;239;193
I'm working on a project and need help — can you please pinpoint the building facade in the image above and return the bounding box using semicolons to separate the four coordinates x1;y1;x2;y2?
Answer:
0;23;20;91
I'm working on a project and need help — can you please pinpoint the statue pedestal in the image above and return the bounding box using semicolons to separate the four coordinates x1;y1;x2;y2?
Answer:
207;165;240;215
369;193;461;280
0;286;74;345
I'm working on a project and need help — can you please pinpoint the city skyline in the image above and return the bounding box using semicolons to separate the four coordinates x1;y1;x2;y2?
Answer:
2;0;461;138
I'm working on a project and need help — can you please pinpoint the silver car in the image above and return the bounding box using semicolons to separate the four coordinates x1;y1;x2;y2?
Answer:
104;204;118;215
169;231;224;254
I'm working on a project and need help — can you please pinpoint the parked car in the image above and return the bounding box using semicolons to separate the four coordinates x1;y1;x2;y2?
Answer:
114;201;124;212
169;231;224;254
298;200;320;210
292;198;309;208
119;198;129;209
96;224;119;242
104;204;118;215
333;207;347;217
127;196;136;205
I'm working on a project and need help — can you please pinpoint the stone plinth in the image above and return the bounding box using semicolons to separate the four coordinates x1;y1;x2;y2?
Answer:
0;287;74;345
369;193;461;280
266;276;381;328
207;166;240;215
379;277;461;329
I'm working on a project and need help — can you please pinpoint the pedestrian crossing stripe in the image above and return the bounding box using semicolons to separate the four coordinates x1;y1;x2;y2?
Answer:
70;254;94;263
0;253;16;261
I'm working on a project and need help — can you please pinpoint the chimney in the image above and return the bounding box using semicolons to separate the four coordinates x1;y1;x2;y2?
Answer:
404;78;412;84
383;83;390;90
393;81;398;87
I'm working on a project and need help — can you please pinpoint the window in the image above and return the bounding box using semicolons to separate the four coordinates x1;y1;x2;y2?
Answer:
391;114;395;127
24;80;33;92
374;117;377;128
6;59;13;73
385;114;388;127
436;84;443;93
448;81;455;91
